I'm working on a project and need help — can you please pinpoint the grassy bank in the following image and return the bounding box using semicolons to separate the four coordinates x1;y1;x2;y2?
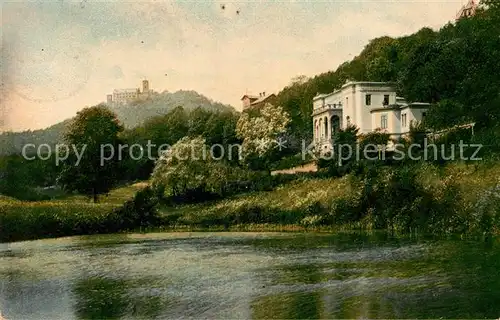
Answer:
1;161;499;243
159;161;500;232
0;183;146;242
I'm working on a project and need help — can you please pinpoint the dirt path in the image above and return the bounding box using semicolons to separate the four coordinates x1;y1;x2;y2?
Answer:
271;162;317;175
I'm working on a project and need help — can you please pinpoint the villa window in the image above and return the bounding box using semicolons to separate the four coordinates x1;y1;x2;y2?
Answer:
383;95;389;106
402;113;407;127
381;114;388;129
365;94;371;106
331;115;340;135
324;117;329;138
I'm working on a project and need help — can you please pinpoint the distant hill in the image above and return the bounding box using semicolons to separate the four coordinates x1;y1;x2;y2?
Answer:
112;89;234;128
0;90;236;156
0;120;70;156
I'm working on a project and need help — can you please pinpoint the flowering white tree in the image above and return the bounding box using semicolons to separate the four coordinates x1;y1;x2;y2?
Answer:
151;136;211;197
236;103;291;162
150;136;247;198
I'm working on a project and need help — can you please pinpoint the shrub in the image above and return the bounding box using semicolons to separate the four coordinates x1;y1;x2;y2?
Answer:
112;186;161;230
471;180;500;234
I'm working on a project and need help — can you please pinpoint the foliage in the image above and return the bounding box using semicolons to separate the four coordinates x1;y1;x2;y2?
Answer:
270;153;314;171
150;136;300;204
112;186;161;229
236;103;291;170
0;90;234;156
0;183;149;242
112;89;234;128
150;136;247;202
317;124;360;176
150;136;210;198
57;105;124;202
0;154;59;200
3;161;500;242
358;129;392;162
274;6;499;146
120;107;241;182
0;200;120;242
407;120;428;146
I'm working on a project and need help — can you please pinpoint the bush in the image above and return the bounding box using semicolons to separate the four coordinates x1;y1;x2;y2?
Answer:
471;180;500;234
270;153;313;171
112;186;161;229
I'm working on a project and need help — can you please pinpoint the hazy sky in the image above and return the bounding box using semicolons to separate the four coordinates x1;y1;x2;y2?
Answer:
1;0;465;132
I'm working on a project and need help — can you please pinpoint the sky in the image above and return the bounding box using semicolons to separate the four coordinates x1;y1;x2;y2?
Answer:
1;0;466;132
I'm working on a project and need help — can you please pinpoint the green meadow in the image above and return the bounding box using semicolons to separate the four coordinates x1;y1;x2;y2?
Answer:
2;161;499;243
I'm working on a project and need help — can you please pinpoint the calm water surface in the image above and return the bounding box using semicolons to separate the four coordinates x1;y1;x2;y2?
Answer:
0;232;499;319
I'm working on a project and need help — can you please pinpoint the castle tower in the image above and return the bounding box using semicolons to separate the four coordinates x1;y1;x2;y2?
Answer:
106;94;113;104
142;80;149;93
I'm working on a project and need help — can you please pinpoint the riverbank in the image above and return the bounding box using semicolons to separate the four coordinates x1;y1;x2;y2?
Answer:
159;160;500;232
1;161;499;243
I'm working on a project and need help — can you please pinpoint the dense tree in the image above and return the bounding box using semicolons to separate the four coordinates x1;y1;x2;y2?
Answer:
236;103;291;170
57;105;124;202
317;124;360;176
150;136;249;201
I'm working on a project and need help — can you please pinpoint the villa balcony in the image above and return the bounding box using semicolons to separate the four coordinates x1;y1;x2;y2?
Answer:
312;103;343;116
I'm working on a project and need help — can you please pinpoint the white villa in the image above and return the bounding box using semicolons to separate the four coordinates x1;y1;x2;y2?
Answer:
312;81;430;152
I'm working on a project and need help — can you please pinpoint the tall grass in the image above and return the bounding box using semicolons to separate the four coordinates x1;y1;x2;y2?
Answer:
0;201;119;242
0;183;149;242
2;162;499;243
160;161;500;235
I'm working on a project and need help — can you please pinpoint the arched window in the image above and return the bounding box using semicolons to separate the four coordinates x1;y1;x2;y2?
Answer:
314;119;318;141
331;115;340;135
324;117;329;138
319;119;323;138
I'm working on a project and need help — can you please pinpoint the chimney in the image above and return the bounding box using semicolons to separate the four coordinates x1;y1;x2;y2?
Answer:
263;91;266;96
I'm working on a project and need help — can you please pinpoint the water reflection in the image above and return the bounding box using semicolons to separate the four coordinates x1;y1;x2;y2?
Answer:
252;264;323;319
72;276;172;319
0;232;499;319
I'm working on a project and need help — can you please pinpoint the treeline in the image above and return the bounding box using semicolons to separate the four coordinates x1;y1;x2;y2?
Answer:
2;1;500;204
0;106;241;200
0;90;234;156
276;0;500;139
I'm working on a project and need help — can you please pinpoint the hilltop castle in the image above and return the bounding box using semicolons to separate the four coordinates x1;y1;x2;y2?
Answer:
107;80;152;105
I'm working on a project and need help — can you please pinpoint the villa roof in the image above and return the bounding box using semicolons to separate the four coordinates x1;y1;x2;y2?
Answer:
313;81;397;101
241;94;259;100
370;102;430;113
250;93;276;105
341;81;396;89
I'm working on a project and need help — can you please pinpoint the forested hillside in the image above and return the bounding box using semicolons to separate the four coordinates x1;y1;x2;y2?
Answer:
0;90;235;156
277;0;500;139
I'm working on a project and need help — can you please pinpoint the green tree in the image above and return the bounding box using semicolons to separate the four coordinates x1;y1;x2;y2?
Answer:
187;107;212;137
57;105;124;202
150;136;247;201
317;124;360;176
359;129;392;161
236;103;291;170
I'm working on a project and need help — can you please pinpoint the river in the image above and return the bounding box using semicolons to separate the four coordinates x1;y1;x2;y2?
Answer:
0;232;499;319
